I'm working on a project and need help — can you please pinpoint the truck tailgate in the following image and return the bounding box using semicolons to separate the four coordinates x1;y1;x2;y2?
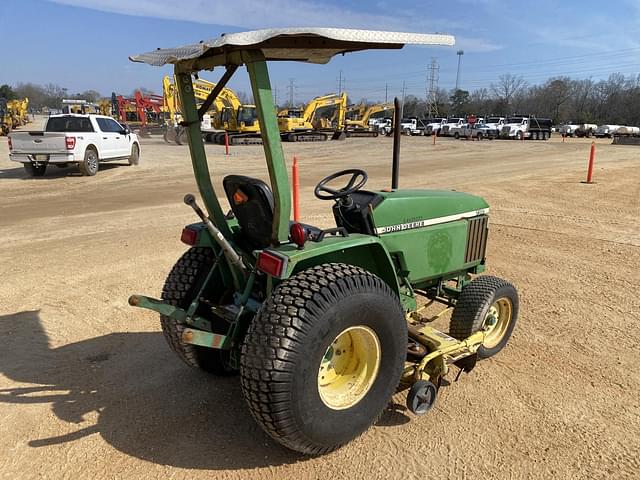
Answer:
10;132;68;153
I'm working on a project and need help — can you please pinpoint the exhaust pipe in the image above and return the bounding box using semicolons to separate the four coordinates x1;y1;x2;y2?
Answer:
391;97;402;189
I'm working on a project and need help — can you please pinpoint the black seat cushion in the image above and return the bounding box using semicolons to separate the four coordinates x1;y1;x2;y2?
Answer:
223;175;275;249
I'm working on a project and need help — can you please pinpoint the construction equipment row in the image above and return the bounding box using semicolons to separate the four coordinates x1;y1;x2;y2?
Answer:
1;97;30;135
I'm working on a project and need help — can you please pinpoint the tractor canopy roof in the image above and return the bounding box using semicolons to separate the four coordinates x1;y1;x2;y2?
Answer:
129;27;455;70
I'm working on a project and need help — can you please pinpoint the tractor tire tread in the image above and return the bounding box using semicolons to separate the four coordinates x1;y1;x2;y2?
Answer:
449;275;518;358
160;247;214;369
240;262;404;455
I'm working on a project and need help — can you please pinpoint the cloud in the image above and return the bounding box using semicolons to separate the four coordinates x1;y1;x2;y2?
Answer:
49;0;404;30
48;0;504;55
455;36;503;53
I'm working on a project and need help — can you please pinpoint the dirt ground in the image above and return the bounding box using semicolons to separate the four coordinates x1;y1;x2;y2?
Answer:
1;118;639;479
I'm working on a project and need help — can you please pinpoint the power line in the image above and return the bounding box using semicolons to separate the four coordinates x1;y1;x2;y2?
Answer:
287;78;295;108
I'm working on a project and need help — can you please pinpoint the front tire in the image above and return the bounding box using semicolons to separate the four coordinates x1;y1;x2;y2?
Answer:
24;163;47;177
240;263;407;454
78;148;99;176
449;276;518;359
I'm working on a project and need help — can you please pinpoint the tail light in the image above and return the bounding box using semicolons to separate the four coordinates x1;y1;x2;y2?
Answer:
180;226;199;245
65;136;76;150
7;136;12;151
289;222;307;248
256;250;288;278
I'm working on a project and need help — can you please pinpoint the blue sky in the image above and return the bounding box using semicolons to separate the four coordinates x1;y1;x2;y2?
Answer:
1;0;639;103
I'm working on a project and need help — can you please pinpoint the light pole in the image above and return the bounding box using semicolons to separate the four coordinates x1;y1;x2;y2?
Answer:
455;50;464;91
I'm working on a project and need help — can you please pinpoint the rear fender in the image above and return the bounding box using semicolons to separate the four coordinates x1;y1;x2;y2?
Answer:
273;235;401;299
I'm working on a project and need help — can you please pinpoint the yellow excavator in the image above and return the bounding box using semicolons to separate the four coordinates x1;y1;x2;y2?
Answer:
7;98;30;128
193;78;262;145
163;75;262;145
163;75;225;144
277;92;347;141
0;98;11;135
345;102;393;137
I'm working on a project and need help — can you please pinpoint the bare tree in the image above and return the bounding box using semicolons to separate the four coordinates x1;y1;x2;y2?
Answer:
491;74;527;109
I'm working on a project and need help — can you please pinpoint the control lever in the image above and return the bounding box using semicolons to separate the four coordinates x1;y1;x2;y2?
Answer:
184;194;247;276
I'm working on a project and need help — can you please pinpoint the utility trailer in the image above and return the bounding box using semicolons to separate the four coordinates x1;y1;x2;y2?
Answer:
612;126;640;145
128;27;519;455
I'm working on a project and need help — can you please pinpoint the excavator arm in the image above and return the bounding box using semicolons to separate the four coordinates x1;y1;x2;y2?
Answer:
362;102;394;124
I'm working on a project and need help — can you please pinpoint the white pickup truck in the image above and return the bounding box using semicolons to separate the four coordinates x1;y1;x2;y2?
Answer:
8;114;140;176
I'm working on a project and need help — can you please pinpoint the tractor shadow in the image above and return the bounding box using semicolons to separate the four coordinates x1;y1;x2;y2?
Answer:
0;311;303;470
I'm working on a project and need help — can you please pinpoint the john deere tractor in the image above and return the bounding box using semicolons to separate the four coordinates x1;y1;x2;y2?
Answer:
129;28;519;455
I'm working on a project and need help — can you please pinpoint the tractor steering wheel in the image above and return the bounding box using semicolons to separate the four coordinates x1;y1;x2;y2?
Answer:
314;169;368;200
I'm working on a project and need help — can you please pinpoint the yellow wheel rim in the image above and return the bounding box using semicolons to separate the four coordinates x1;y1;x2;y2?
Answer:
318;326;381;410
483;298;513;349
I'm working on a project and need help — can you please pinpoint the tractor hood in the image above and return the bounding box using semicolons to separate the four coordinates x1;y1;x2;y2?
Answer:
371;189;489;234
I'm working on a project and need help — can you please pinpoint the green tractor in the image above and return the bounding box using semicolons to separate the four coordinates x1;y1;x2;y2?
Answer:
129;28;519;455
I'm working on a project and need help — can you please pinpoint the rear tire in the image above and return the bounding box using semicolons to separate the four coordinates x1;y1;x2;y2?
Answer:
449;276;518;359
23;163;46;177
78;148;99;176
240;263;407;454
128;143;139;165
160;247;236;375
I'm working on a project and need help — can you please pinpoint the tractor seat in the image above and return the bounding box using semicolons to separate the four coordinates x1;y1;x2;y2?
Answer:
223;175;321;249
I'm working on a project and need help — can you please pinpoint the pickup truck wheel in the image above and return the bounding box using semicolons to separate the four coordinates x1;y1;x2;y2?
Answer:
240;263;407;454
477;132;484;140
454;132;460;139
79;148;99;176
24;163;47;177
128;144;140;166
516;131;524;141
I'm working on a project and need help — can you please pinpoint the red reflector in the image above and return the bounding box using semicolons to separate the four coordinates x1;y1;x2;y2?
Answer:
233;189;249;205
7;136;12;151
180;227;198;245
257;250;286;277
289;222;307;248
65;136;76;150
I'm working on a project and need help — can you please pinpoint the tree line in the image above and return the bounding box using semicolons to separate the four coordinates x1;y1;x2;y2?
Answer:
401;73;640;126
3;72;640;126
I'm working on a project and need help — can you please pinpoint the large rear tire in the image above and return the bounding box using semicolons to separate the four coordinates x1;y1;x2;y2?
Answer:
240;263;407;454
160;247;235;375
449;276;518;359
